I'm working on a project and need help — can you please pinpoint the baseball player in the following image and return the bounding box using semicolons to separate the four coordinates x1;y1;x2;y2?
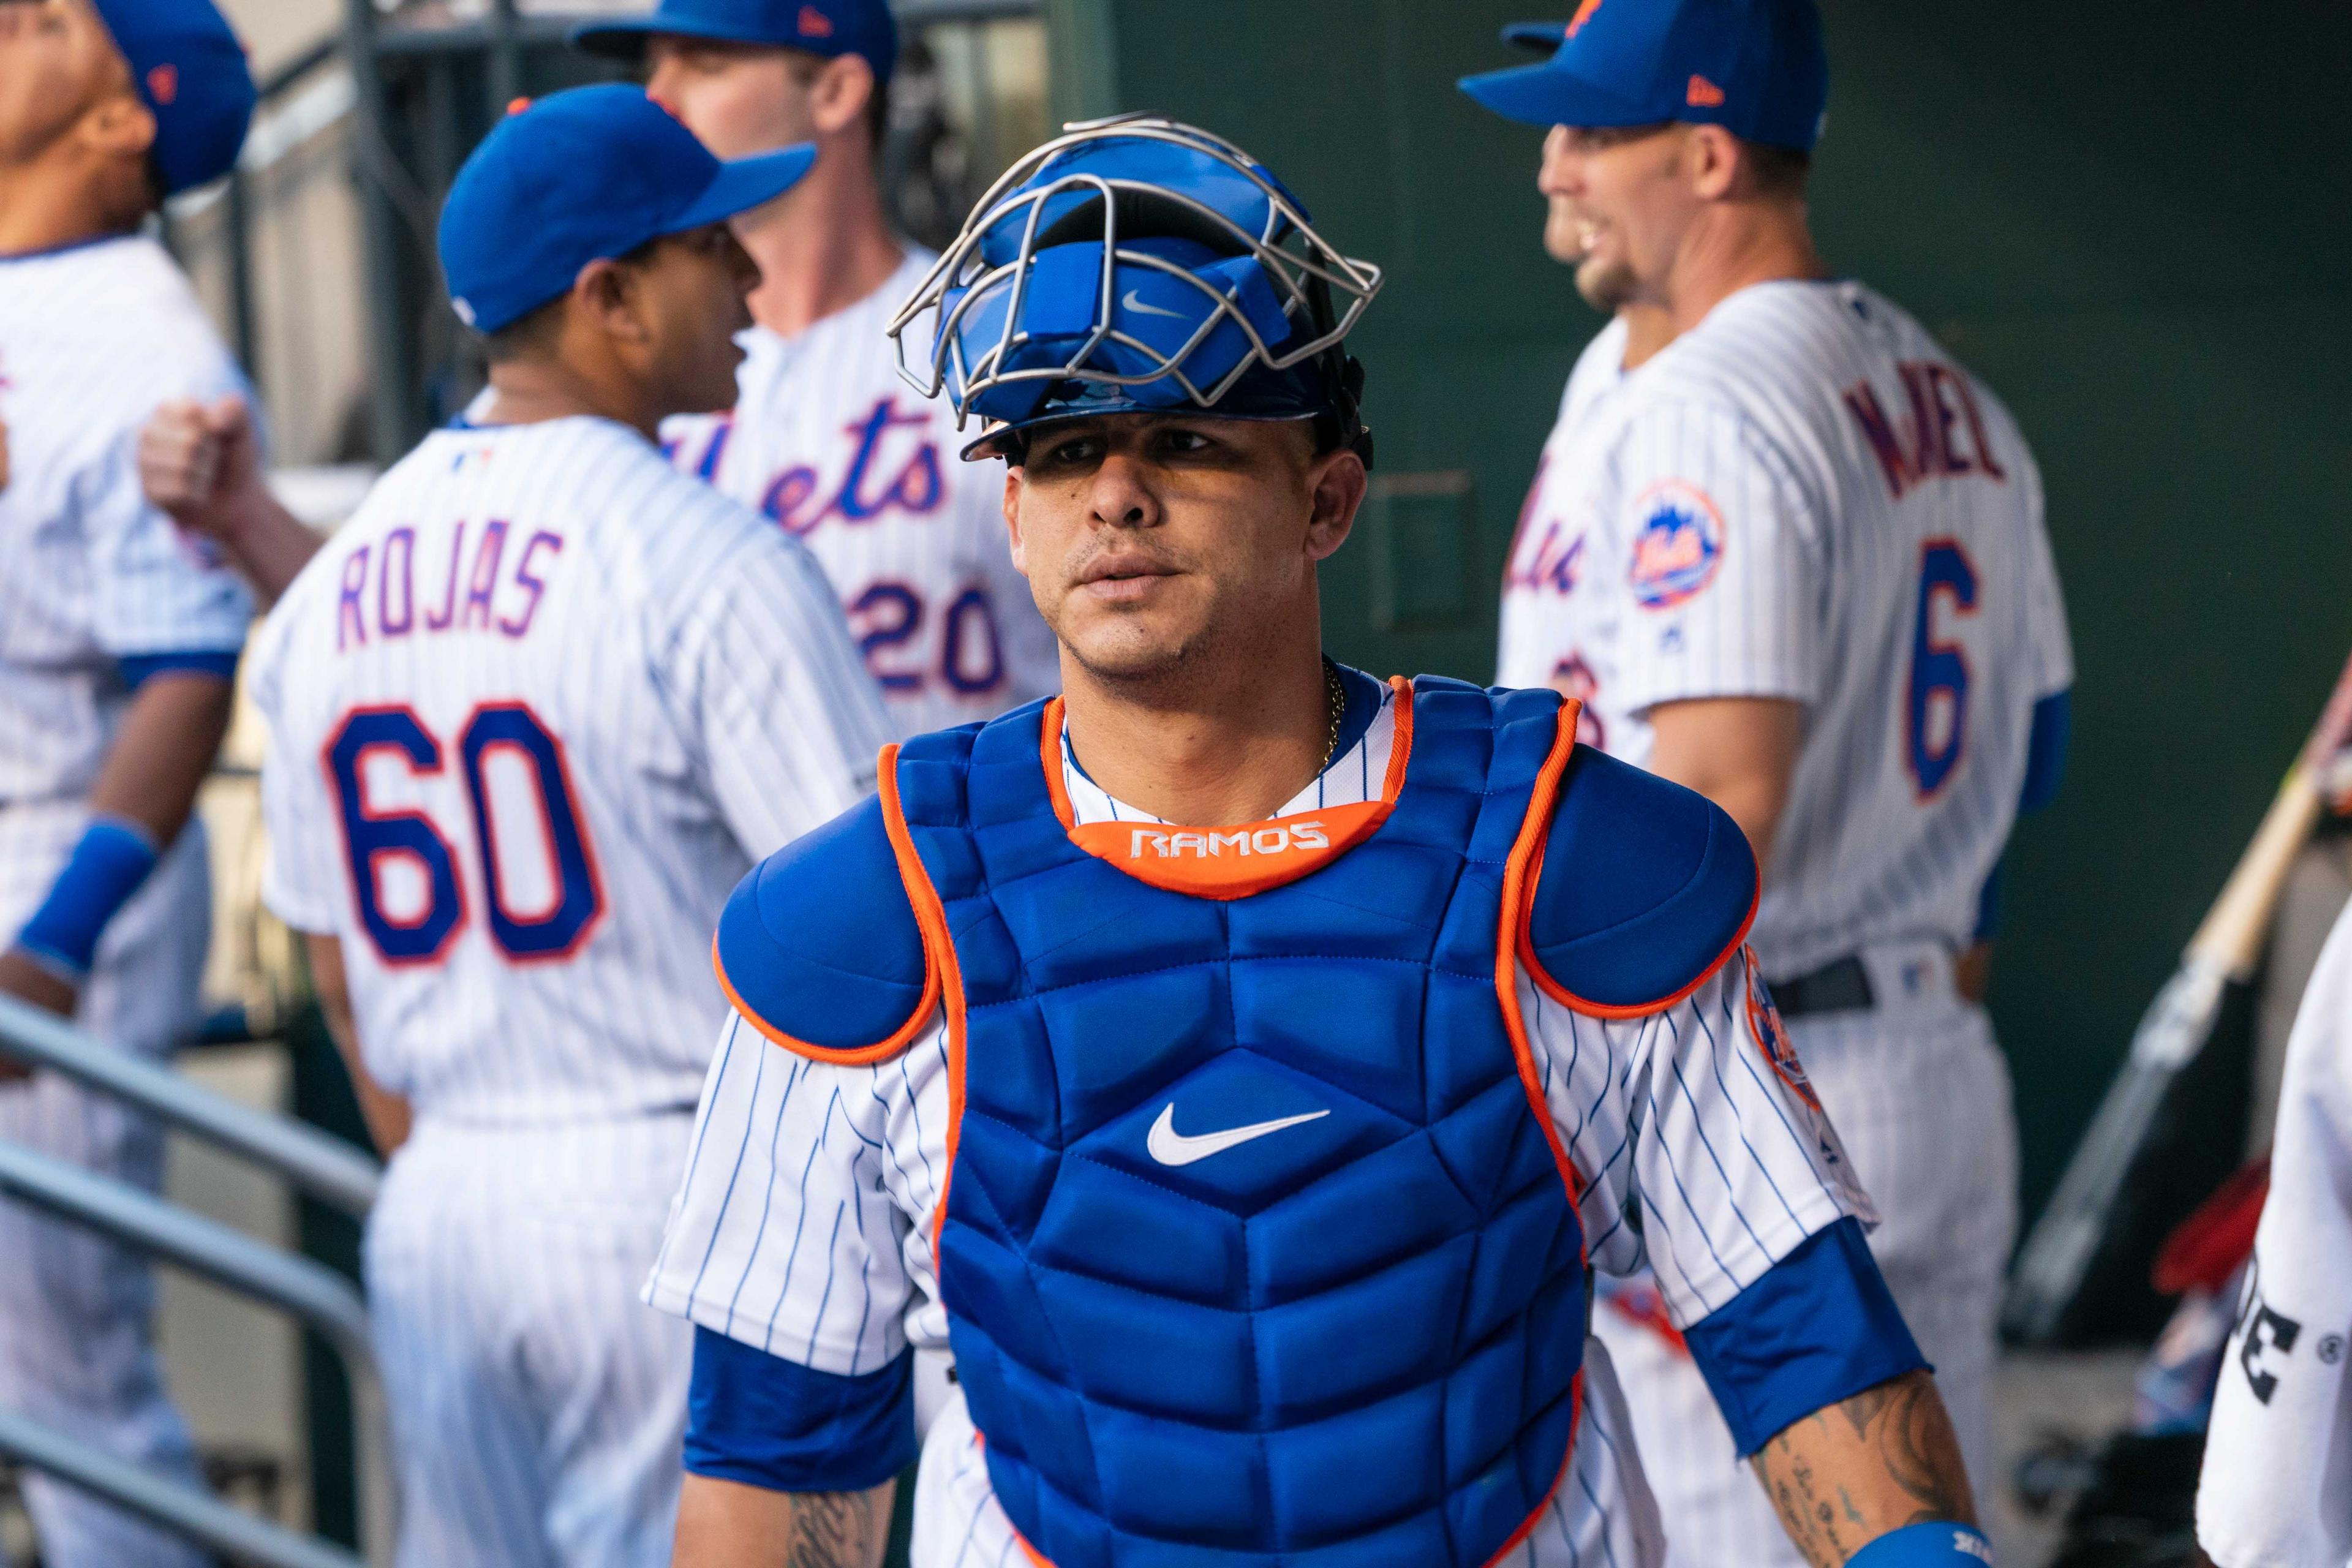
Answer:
2196;896;2352;1566
0;1;257;1561
1464;2;2075;1558
572;0;1060;737
649;116;1993;1568
244;86;894;1566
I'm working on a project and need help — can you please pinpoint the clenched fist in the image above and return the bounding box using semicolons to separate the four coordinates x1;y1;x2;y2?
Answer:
141;394;263;538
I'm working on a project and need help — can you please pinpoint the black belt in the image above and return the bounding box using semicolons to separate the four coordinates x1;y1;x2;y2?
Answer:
1766;955;1874;1019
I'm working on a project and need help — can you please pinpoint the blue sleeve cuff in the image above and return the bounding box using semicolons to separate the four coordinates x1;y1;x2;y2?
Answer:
1680;1216;1928;1457
1848;1523;1993;1564
1972;856;2007;941
684;1328;917;1494
119;650;240;689
2019;689;2070;815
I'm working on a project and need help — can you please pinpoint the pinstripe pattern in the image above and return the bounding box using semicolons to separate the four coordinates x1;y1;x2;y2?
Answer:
246;415;892;1564
249;417;894;1123
648;696;1871;1565
1501;282;2068;1561
0;236;255;804
0;233;255;1568
662;251;1060;739
1497;281;2073;974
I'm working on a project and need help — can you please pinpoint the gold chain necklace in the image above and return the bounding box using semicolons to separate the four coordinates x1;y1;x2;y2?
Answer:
1321;659;1346;771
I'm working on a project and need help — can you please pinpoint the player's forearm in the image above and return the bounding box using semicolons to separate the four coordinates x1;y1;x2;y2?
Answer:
671;1474;894;1568
1749;1370;1978;1567
85;672;235;847
300;934;409;1155
208;487;323;608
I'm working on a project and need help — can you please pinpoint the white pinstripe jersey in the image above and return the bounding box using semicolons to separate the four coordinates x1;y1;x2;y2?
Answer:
646;682;1874;1566
663;251;1060;739
0;236;255;805
249;417;895;1124
1497;281;2073;974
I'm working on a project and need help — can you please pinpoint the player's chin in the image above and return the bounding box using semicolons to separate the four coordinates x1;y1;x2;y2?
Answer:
1054;603;1206;682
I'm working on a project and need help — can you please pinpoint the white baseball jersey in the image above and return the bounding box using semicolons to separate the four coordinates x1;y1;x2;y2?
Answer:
1496;281;2073;975
2198;898;2352;1567
647;682;1877;1567
0;233;257;1568
663;251;1060;737
249;415;894;1124
0;236;255;805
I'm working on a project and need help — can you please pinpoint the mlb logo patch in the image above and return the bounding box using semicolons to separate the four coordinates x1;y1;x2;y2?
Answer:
1746;952;1821;1112
1626;480;1724;610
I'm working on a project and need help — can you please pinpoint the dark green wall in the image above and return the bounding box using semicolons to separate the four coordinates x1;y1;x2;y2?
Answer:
1042;0;2352;1223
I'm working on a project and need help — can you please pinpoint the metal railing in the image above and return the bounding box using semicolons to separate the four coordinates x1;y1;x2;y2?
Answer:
0;998;392;1566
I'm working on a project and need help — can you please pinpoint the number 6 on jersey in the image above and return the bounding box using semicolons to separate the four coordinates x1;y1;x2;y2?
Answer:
325;702;605;965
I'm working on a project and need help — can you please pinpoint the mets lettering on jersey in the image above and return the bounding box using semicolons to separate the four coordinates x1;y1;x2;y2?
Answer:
663;251;1058;737
1496;280;2071;975
251;415;892;1125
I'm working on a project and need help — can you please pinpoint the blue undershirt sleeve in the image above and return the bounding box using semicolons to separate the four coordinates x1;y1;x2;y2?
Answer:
1678;1216;1927;1457
684;1328;918;1494
118;650;240;689
2019;689;2071;815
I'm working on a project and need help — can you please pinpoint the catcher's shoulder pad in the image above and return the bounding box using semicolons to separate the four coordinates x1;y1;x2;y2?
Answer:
715;794;937;1065
1524;747;1759;1015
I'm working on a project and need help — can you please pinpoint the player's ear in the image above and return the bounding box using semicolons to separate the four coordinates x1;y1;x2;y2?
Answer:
1686;124;1741;202
80;89;157;167
1303;444;1366;564
573;256;651;347
1002;465;1029;579
807;53;876;141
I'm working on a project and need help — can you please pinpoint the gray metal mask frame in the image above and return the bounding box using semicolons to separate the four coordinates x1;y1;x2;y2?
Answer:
885;113;1384;434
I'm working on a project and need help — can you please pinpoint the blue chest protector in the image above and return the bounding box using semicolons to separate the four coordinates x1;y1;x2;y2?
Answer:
903;679;1579;1568
715;676;1760;1567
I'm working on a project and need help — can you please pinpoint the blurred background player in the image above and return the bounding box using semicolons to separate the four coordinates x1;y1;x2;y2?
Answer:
0;0;255;1561
571;0;1059;736
243;86;893;1566
1464;1;2075;1559
648;115;1991;1568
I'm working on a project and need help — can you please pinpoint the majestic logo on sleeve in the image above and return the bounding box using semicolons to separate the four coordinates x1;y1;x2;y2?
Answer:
1627;480;1725;611
1746;954;1822;1112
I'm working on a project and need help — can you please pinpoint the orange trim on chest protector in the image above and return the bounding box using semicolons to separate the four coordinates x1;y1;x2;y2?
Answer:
1045;677;1416;900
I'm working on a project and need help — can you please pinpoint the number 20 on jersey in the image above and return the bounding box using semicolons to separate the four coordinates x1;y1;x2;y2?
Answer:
325;703;605;965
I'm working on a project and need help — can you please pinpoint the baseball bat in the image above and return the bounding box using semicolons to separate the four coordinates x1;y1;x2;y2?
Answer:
2003;644;2352;1344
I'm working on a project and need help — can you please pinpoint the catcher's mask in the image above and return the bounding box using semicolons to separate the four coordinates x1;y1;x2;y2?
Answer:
886;114;1383;467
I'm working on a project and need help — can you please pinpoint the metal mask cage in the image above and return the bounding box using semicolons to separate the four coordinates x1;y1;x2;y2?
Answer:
886;114;1384;433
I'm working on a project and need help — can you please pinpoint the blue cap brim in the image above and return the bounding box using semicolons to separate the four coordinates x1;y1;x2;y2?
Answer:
571;13;754;57
1457;60;1663;129
669;141;818;231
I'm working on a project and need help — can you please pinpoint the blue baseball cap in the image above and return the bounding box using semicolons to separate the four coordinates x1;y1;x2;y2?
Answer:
89;0;255;195
438;85;816;335
572;0;897;85
1459;0;1829;153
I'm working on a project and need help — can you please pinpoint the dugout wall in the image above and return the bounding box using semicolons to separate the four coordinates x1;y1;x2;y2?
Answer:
1042;0;2352;1283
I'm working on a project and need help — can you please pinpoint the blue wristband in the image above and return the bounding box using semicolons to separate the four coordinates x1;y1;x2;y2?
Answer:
1847;1523;1994;1566
13;816;162;981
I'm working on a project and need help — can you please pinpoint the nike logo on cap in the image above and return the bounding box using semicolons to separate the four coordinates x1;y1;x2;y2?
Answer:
1122;288;1190;321
1147;1103;1329;1167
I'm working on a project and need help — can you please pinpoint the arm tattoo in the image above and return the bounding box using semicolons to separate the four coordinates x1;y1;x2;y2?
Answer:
786;1488;891;1568
1750;1372;1975;1568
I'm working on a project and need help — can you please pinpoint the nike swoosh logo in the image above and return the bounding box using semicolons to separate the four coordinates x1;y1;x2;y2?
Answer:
1146;1104;1330;1167
1122;289;1190;322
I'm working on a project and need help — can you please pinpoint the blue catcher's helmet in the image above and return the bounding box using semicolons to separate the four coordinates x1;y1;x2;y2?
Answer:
886;115;1383;465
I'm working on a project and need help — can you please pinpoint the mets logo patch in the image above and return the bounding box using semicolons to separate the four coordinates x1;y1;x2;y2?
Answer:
1745;951;1820;1112
1626;480;1724;610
